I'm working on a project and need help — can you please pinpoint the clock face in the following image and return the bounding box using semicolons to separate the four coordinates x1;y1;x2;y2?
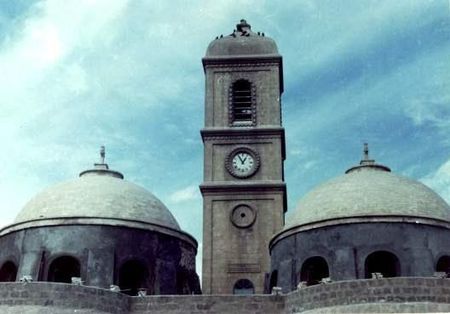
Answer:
226;147;260;178
232;152;254;175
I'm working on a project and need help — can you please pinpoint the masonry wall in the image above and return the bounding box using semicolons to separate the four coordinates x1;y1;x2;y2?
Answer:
270;222;450;292
0;282;129;313
0;278;450;313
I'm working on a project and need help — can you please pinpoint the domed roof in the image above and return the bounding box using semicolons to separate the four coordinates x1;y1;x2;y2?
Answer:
286;146;450;229
13;156;180;231
205;19;279;57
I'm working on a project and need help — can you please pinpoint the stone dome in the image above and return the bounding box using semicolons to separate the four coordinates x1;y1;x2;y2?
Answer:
286;152;450;229
205;19;279;57
12;163;180;231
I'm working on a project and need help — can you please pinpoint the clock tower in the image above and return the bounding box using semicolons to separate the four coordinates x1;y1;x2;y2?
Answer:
200;20;286;294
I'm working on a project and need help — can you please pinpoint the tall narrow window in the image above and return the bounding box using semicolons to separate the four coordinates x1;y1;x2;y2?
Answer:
436;256;450;275
364;251;400;278
269;270;278;292
233;279;254;295
47;256;80;283
300;256;329;286
119;260;148;296
230;79;255;126
0;261;17;282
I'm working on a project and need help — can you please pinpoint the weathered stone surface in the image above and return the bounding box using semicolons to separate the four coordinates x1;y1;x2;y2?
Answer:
0;278;449;313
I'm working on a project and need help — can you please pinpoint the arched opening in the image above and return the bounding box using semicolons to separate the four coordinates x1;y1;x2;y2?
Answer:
365;250;400;278
436;256;450;275
231;79;254;125
233;278;254;295
0;261;17;282
119;260;148;296
300;256;329;286
47;256;80;283
269;270;278;292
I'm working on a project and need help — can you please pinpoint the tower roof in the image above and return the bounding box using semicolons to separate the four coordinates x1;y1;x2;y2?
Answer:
205;19;279;57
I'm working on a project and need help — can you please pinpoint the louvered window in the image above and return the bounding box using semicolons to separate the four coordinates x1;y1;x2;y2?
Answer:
230;80;255;126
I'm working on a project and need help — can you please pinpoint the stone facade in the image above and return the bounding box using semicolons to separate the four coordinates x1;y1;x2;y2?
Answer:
0;225;199;294
2;278;450;313
200;20;286;294
270;221;450;292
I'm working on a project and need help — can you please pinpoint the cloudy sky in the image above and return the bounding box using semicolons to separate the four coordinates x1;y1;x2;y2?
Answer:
0;0;449;276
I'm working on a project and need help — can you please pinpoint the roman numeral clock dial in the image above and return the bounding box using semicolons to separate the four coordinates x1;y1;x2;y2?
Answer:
226;147;260;178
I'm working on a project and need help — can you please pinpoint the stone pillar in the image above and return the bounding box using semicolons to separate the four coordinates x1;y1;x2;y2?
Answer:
17;251;41;280
86;249;114;288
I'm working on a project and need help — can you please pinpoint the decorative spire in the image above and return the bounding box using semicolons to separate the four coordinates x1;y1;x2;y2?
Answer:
345;143;391;174
100;145;106;164
236;19;251;32
79;146;124;179
359;143;375;166
363;143;369;161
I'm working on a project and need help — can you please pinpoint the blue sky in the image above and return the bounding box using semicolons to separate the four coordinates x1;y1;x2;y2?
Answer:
0;0;449;276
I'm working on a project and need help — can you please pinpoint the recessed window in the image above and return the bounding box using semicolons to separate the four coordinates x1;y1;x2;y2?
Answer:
269;270;278;292
364;250;400;278
233;278;254;295
300;256;329;286
119;260;149;296
436;256;450;275
47;256;80;283
0;261;17;282
229;79;255;126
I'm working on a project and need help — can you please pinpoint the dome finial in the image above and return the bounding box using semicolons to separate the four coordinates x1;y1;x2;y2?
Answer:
345;143;391;173
100;145;105;164
360;143;375;166
79;146;124;179
363;143;370;161
236;19;251;32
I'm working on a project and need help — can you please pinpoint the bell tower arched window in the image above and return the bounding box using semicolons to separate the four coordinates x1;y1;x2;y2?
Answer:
229;79;256;126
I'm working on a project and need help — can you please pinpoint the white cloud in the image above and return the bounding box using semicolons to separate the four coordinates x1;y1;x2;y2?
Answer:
422;159;450;204
168;185;200;204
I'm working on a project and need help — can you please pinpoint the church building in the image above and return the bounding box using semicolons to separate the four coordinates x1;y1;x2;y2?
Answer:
0;19;448;314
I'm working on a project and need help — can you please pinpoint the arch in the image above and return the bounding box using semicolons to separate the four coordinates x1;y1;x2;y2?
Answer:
0;261;17;282
269;270;278;292
47;255;80;283
364;250;400;278
436;255;450;275
230;79;255;126
300;256;329;286
233;278;254;295
119;260;149;296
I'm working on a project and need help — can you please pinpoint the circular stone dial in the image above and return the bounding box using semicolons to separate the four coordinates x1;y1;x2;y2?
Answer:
231;205;256;228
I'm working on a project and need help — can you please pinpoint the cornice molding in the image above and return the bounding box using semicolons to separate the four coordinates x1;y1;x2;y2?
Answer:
200;181;286;194
269;215;450;250
201;127;285;141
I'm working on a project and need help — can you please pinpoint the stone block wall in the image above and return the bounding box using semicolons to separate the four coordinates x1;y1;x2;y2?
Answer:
0;278;450;313
131;294;284;314
0;282;129;313
285;277;450;313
